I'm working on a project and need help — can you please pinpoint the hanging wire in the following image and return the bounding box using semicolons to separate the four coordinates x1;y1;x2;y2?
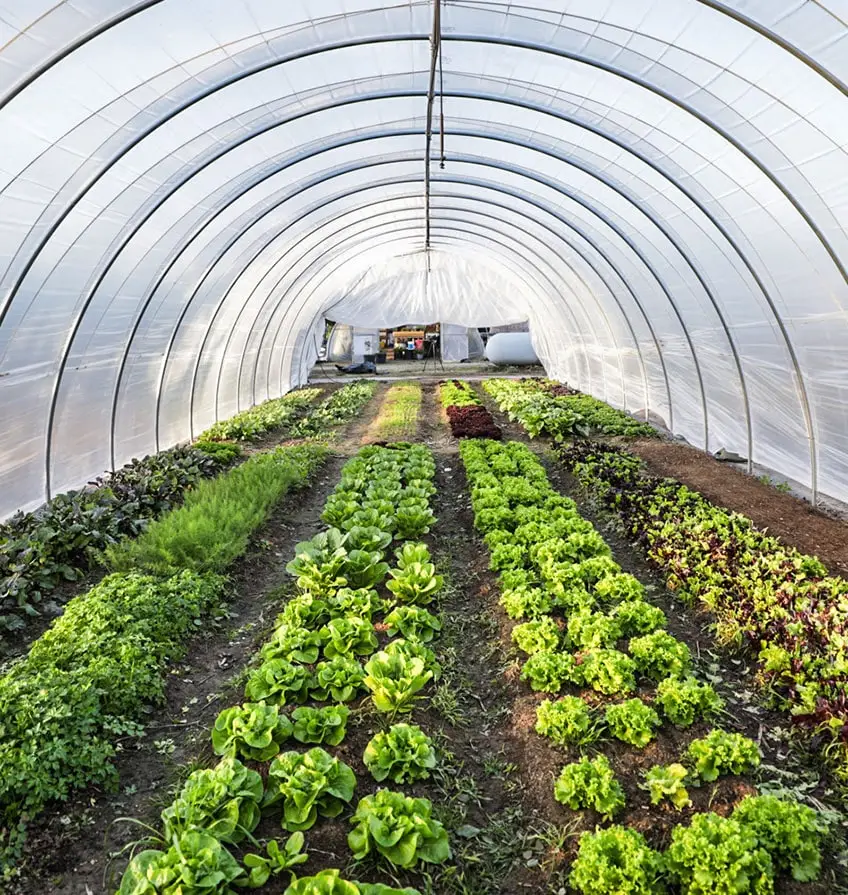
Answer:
439;5;446;170
424;0;442;250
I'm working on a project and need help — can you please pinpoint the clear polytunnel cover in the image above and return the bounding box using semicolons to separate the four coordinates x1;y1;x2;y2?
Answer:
0;0;847;516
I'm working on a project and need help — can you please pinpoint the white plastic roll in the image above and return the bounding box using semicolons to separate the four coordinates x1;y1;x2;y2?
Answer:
485;332;540;365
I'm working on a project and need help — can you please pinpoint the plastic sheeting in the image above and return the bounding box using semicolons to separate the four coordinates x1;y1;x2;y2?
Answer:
0;1;847;516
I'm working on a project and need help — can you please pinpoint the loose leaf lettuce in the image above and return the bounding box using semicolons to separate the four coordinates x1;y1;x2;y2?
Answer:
569;826;667;895
161;757;263;844
117;831;243;895
265;747;356;831
554;755;625;819
211;702;292;762
347;790;451;869
363;723;437;783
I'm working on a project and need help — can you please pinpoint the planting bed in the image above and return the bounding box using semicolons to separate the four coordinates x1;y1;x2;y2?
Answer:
626;439;848;578
364;383;422;443
439;380;502;439
3;379;846;895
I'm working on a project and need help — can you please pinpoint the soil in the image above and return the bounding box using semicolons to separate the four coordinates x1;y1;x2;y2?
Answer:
8;379;844;895
626;439;848;578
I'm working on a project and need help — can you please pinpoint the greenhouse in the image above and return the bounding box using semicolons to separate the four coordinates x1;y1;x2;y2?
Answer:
1;2;848;894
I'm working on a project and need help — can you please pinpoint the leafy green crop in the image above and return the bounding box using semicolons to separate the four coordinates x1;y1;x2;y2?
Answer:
283;870;422;895
440;380;481;408
241;833;308;888
328;587;384;619
245;659;311;704
566;609;621;650
289;382;377;438
394;502;436;540
343;549;390;589
0;444;227;631
732;795;826;882
521;649;584;693
106;445;327;574
685;730;761;782
561;440;848;772
500;585;554;620
629;631;692;681
279;593;331;629
655;675;723;727
211;702;292;761
568;826;666;895
284;871;359;895
286;530;349;597
511;617;561;655
117;831;244;895
363;723;437;783
554;755;625;819
199;388;321;441
604;698;661;748
291;705;350;746
580;649;637;696
481;379;588;440
384;638;442;680
348;790;451;868
593;572;647;603
321;616;378;659
261;625;325;664
386;546;443;605
161;757;263;844
642;763;691;810
611;599;666;636
265;747;356;831
345;526;393;553
311;656;366;703
364;649;433;716
383;606;442;643
665;813;774;895
535;696;602;747
0;570;225;870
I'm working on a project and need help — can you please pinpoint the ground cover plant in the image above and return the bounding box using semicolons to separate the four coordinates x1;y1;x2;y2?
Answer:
439;380;502;439
198;387;323;441
366;383;421;442
562;440;848;777
459;436;829;894
111;441;446;893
